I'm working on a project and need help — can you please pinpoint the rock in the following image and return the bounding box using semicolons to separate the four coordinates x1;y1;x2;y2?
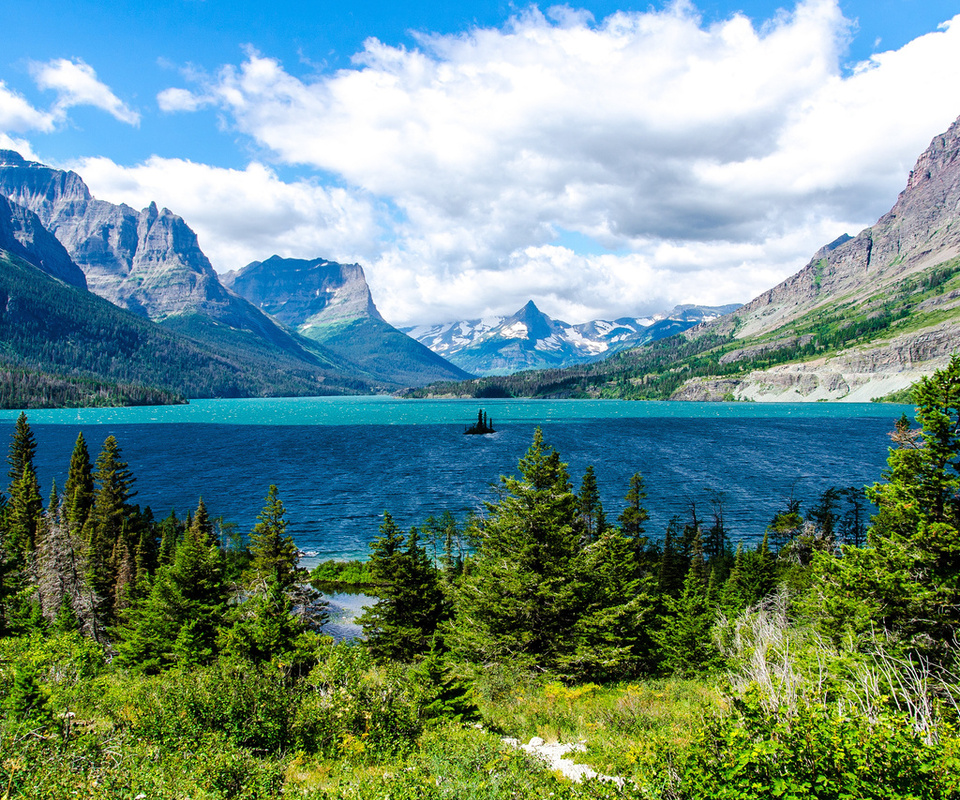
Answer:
0;194;86;288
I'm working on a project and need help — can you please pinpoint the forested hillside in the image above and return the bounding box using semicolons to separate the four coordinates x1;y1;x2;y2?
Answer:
2;359;960;797
0;248;382;401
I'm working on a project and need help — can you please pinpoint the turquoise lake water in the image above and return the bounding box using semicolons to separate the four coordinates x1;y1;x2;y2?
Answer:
3;397;909;563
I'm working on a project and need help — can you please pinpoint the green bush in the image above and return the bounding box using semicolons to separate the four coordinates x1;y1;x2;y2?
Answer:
670;687;956;800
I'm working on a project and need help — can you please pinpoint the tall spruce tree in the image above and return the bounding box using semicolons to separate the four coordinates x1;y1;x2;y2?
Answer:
6;412;37;496
117;499;227;670
358;513;445;662
449;428;582;672
576;465;606;544
63;432;94;534
618;472;650;543
85;436;136;626
655;529;719;675
563;529;657;680
249;485;298;591
808;355;960;661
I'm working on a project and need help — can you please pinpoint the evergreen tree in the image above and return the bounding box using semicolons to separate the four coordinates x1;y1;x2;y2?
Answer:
655;528;719;675
359;513;445;662
767;498;803;553
249;485;299;591
117;499;227;670
157;510;181;565
85;435;136;624
656;516;687;599
63;432;94;534
5;461;42;561
576;465;606;543
809;355;960;660
618;471;650;542
449;429;581;672
6;412;37;496
563;529;657;680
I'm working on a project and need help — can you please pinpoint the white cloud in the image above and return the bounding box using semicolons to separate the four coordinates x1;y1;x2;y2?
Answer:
142;1;960;325
0;81;56;133
71;156;382;272
157;87;211;113
31;58;140;125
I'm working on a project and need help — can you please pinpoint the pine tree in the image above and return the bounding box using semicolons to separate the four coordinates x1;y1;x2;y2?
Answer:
563;529;657;680
249;485;299;591
63;432;94;534
808;355;960;660
6;461;42;561
618;471;650;542
576;465;606;543
6;412;37;496
655;529;719;675
85;435;136;622
117;499;227;670
359;513;445;662
656;516;686;599
157;510;181;564
449;428;581;671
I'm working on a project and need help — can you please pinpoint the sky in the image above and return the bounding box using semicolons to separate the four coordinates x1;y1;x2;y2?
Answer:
1;0;960;327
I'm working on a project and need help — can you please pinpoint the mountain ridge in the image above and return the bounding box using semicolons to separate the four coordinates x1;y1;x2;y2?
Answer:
403;113;960;401
222;255;473;386
405;300;740;376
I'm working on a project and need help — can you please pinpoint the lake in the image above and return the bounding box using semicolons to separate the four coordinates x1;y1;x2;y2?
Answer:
2;397;908;563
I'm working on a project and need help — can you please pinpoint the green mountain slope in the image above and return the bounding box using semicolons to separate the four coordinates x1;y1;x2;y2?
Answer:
0;248;378;401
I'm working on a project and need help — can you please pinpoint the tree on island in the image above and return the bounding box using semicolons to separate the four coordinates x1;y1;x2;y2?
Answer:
464;409;495;435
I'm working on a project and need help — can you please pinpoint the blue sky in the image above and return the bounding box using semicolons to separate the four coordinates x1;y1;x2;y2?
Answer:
2;0;960;324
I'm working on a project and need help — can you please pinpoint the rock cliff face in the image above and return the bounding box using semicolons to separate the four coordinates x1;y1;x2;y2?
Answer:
222;256;384;329
224;256;472;387
0;150;232;320
677;115;960;401
0;194;86;289
0;150;342;364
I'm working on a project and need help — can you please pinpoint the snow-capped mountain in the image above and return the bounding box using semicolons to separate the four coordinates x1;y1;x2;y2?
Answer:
405;300;741;376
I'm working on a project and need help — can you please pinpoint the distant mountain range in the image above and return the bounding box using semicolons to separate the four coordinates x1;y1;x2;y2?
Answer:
0;150;469;402
404;113;960;402
404;300;740;375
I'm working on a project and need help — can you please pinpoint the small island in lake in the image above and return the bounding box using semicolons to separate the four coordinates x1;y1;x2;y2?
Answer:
465;409;496;435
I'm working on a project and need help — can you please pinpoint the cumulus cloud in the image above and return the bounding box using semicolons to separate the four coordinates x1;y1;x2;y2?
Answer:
0;81;56;133
31;58;140;125
148;0;960;325
71;155;382;272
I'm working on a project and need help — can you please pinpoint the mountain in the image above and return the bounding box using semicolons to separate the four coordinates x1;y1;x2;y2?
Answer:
0;194;87;289
0;245;340;404
405;300;739;375
223;255;472;387
667;113;960;401
404;114;960;402
0;151;374;382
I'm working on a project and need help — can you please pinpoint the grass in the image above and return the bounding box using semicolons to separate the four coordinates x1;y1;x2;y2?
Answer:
470;668;722;785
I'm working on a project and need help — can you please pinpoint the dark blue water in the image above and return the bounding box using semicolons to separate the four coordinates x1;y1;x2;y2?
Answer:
7;398;906;563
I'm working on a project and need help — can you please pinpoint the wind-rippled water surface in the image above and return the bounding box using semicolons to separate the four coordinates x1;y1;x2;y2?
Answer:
6;397;908;561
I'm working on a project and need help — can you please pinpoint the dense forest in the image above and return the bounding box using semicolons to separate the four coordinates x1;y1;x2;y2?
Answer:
2;359;960;797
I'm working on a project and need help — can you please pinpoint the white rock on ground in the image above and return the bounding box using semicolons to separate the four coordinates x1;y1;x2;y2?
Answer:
503;736;625;787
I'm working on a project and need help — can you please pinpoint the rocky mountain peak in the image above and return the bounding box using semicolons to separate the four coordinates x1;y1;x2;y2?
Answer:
222;255;384;329
0;151;232;319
